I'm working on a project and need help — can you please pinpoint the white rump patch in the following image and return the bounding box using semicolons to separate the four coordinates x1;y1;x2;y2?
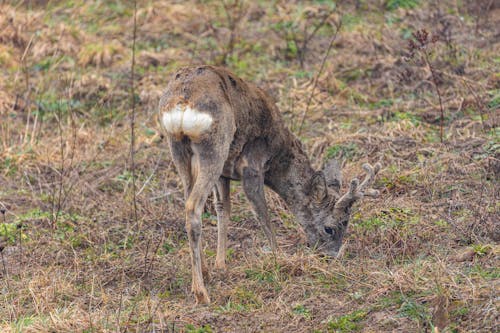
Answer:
162;105;213;137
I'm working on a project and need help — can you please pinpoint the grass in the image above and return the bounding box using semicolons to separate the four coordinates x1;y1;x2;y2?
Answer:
327;310;367;332
0;0;498;332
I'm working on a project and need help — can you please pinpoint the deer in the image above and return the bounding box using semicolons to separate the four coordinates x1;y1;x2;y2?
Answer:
158;65;381;304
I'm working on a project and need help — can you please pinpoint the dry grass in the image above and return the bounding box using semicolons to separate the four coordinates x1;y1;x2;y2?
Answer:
0;0;499;332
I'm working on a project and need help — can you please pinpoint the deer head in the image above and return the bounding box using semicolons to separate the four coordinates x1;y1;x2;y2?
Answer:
302;161;381;257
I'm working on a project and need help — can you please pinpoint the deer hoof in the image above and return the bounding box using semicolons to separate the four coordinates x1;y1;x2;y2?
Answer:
194;289;211;305
214;260;226;270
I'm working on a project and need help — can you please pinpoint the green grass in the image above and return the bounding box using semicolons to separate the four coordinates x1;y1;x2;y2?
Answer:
352;207;418;232
293;304;312;319
185;324;213;333
386;0;420;10
325;143;359;161
327;310;367;332
397;297;431;327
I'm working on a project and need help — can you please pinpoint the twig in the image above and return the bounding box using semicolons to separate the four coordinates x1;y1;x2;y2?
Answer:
116;277;124;333
0;208;8;289
117;2;139;331
0;249;8;290
461;79;487;130
405;29;446;142
129;0;138;224
145;231;164;281
136;151;167;196
51;99;65;228
218;0;245;65
297;20;342;135
21;34;35;146
422;51;445;142
58;76;78;210
298;9;334;68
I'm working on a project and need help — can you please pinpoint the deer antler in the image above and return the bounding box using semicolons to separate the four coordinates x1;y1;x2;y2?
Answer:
335;162;381;211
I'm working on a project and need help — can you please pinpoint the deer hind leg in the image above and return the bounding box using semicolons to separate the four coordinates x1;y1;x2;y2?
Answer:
242;167;277;252
170;139;210;280
185;143;229;304
169;138;194;199
213;177;231;270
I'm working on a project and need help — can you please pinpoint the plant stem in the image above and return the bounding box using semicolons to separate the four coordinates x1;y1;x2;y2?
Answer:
423;52;445;143
130;0;138;224
297;20;342;136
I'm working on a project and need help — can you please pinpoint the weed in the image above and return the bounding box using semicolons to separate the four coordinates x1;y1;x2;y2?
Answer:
272;3;337;68
230;214;244;222
219;286;262;313
468;264;499;280
488;93;500;110
327;310;367;332
398;297;432;327
185;324;213;333
245;267;276;284
471;244;492;257
386;0;420;10
0;222;26;244
404;29;445;142
78;42;123;67
1;157;17;176
11;316;37;331
353;207;417;232
161;240;175;254
293;304;312;319
325;143;359;161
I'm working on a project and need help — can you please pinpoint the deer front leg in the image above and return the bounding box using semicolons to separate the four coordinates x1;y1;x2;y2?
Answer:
214;177;231;269
242;167;277;252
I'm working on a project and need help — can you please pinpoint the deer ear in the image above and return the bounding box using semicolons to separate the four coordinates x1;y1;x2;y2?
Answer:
310;171;328;203
323;159;342;192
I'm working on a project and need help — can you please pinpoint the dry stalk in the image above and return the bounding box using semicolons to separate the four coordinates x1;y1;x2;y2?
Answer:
0;247;8;290
422;51;445;142
296;8;336;68
297;19;342;136
51;97;65;228
405;29;445;142
461;79;487;130
117;1;139;330
129;0;138;225
21;34;34;146
219;0;246;66
58;76;78;211
0;208;8;289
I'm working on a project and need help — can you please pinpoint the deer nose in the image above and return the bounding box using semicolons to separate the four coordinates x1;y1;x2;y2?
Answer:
333;244;345;258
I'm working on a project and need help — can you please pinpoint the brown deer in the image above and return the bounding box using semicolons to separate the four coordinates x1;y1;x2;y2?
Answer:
158;65;381;304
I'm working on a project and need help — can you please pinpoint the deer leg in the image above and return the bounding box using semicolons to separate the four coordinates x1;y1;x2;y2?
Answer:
242;167;277;252
185;177;215;304
169;138;193;199
170;139;211;274
214;177;231;269
185;143;229;304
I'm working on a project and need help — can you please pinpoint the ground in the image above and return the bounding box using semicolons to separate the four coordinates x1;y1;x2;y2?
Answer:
0;0;499;332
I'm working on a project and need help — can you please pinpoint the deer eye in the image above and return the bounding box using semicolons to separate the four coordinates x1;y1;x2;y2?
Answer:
324;227;334;235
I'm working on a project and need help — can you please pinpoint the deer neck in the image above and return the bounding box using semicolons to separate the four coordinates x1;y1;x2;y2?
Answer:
266;138;316;221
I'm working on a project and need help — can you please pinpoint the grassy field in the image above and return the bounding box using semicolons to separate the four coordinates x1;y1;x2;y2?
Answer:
0;0;498;332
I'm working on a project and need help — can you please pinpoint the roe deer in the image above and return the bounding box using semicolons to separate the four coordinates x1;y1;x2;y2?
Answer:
158;65;381;304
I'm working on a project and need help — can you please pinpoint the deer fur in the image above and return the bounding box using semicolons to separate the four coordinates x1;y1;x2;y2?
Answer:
158;65;381;304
